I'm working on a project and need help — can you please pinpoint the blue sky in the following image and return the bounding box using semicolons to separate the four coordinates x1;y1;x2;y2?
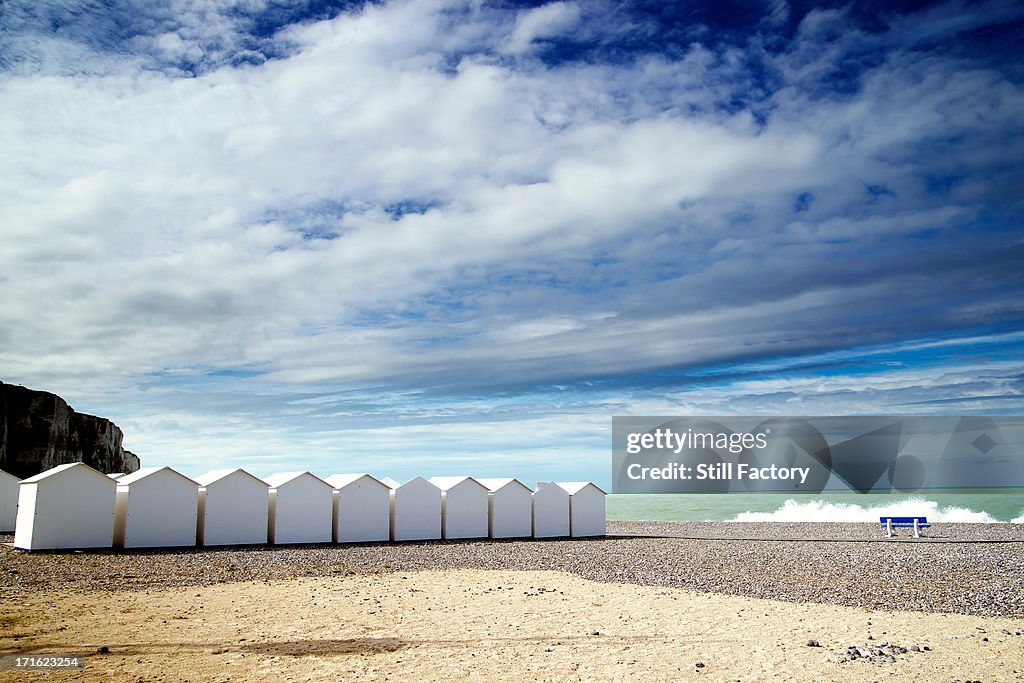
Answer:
1;0;1022;487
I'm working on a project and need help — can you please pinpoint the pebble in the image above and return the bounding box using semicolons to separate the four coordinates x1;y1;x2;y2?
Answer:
832;642;919;665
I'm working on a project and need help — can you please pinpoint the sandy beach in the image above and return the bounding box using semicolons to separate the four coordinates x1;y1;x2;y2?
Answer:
2;522;1023;682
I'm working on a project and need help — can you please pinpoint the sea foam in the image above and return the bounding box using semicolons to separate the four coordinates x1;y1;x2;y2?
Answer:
730;497;1001;523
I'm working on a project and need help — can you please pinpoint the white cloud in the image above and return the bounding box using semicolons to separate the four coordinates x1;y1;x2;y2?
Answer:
503;2;581;55
763;0;790;27
1;0;1022;479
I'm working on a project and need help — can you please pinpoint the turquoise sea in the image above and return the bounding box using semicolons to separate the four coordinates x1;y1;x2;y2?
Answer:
606;488;1024;523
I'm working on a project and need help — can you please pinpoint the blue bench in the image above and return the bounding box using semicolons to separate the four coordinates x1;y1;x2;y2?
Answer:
880;516;929;538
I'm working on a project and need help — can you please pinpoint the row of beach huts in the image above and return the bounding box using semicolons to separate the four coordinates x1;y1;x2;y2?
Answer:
0;464;606;550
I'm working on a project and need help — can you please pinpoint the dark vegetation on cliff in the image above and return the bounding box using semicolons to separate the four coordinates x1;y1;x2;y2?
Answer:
0;381;140;479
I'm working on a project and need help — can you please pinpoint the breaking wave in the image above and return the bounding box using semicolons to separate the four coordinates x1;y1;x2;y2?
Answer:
729;497;1002;523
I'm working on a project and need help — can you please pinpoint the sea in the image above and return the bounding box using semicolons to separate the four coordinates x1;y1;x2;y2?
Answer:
606;488;1024;523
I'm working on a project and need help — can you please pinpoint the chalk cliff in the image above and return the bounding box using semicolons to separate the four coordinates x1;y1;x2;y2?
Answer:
0;381;140;479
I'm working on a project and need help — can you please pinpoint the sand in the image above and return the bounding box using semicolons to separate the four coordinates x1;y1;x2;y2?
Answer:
2;568;1023;682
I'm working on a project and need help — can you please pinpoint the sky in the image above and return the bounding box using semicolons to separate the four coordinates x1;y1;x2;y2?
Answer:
1;0;1022;487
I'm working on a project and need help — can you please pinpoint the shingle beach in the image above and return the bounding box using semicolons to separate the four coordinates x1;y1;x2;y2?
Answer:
4;521;1023;618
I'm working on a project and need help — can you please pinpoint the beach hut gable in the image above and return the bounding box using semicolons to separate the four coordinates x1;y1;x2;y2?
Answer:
558;482;607;496
265;471;333;545
114;466;199;548
477;477;522;492
0;469;20;533
196;468;269;546
532;481;570;539
264;471;327;489
390;476;441;542
14;463;117;550
429;476;480;491
326;473;387;489
477;478;533;539
327;474;391;543
196;468;267;489
117;466;197;488
558;481;607;537
429;476;489;540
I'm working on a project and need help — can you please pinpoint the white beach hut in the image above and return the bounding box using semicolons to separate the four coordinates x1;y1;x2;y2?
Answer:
265;471;333;545
429;476;489;540
477;478;533;539
0;469;20;533
113;466;199;548
13;463;116;550
196;469;269;546
532;481;570;538
390;476;441;542
560;482;607;537
106;473;126;480
326;474;391;543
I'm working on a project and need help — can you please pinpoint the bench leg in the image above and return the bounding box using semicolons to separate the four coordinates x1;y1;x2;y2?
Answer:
913;519;920;538
887;519;892;537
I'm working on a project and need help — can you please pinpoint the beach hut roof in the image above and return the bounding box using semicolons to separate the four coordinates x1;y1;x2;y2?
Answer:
21;462;114;485
428;476;486;491
117;466;198;487
476;477;530;492
379;476;402;489
558;482;607;495
264;471;329;489
402;476;437;488
326;473;387;488
195;468;267;488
